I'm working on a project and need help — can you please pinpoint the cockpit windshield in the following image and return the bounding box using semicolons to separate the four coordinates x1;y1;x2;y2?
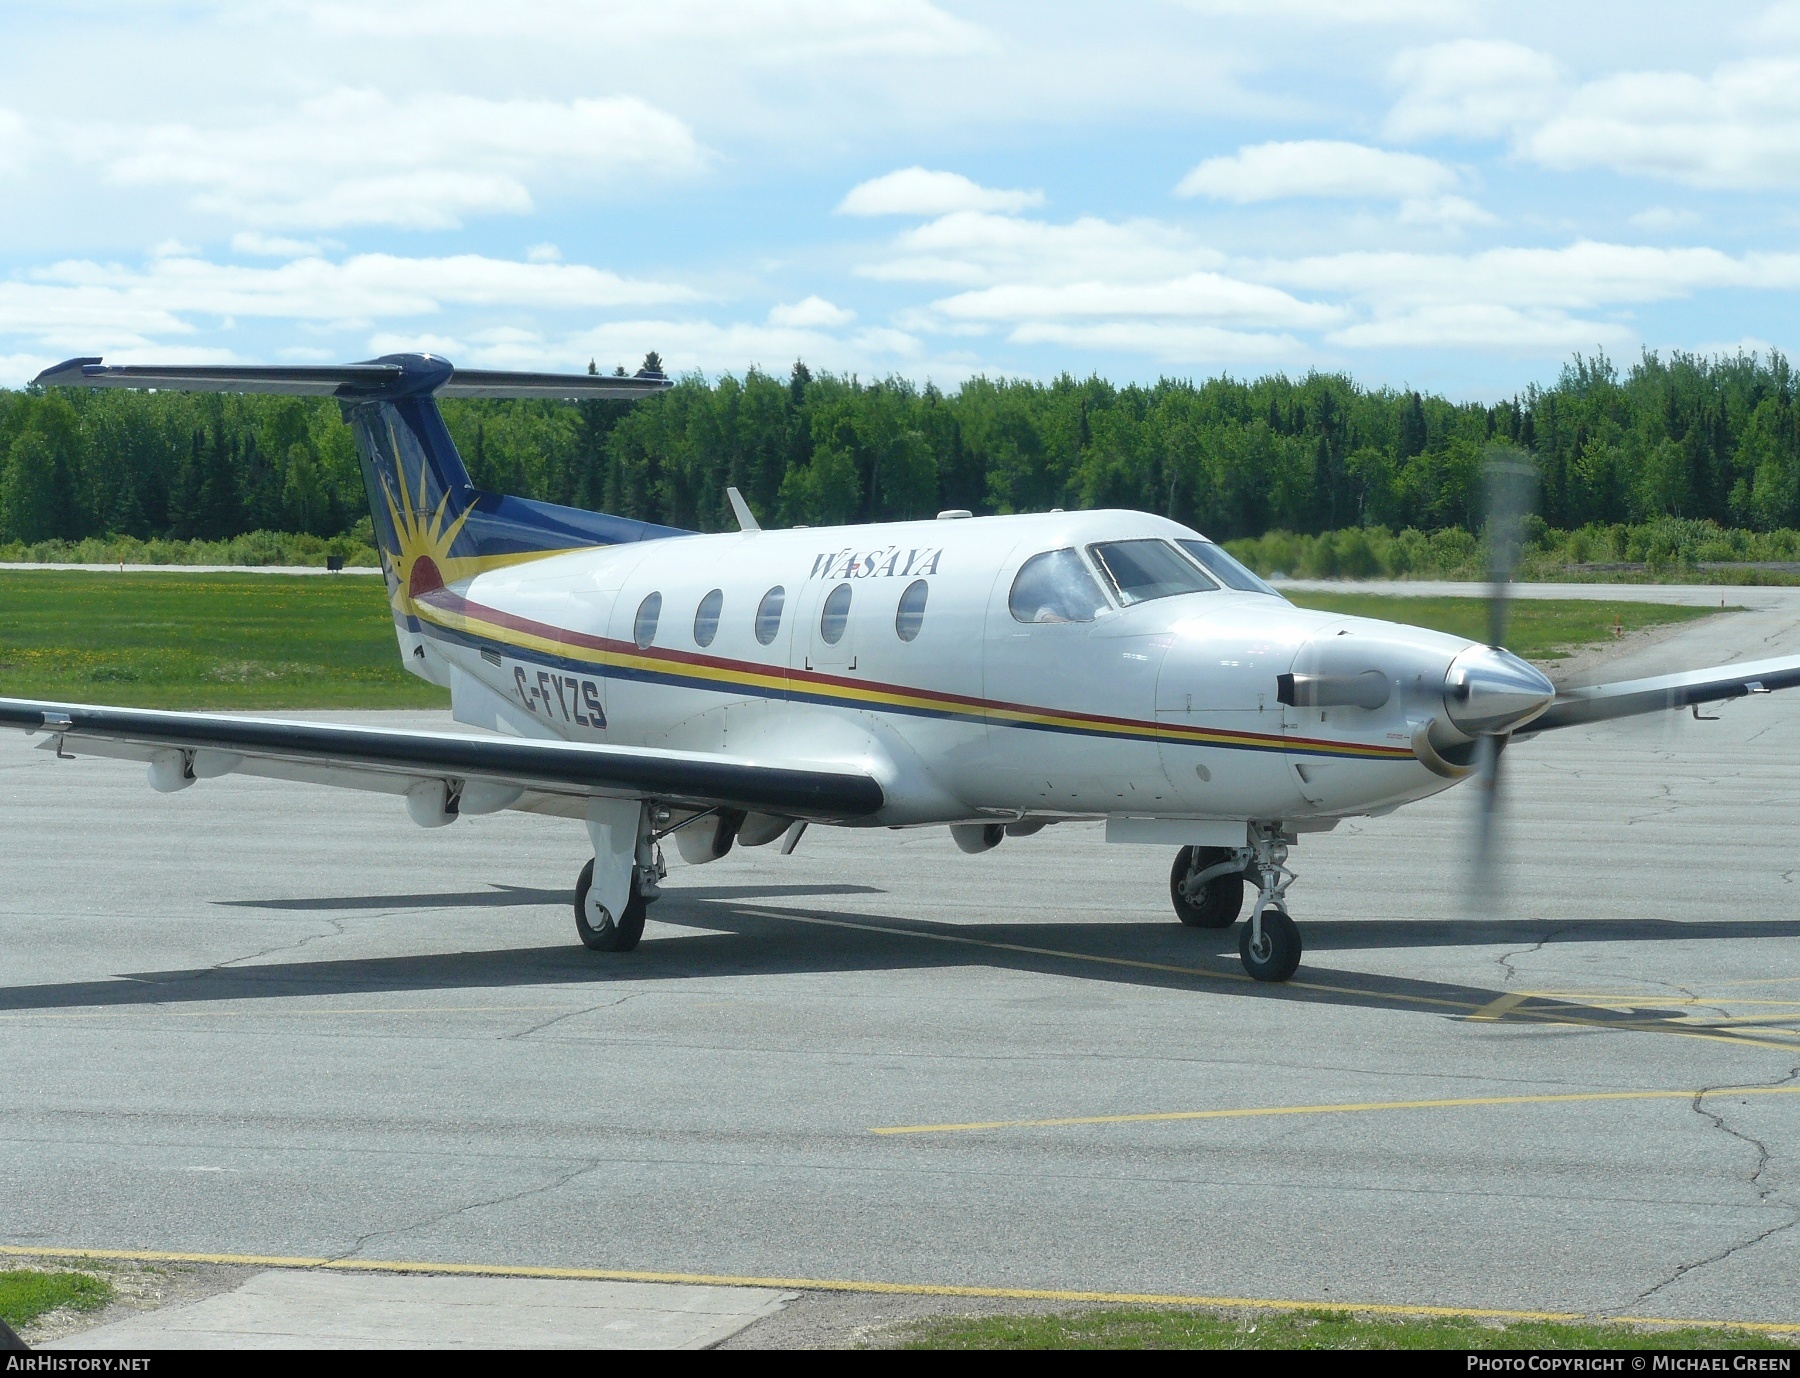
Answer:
1008;548;1110;624
1175;539;1283;597
1087;539;1218;606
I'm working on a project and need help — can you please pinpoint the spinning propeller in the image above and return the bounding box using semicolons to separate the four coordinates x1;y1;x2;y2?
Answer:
1469;445;1541;905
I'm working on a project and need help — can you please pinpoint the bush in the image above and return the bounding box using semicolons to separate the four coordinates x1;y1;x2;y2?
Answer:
1224;519;1800;581
0;530;380;567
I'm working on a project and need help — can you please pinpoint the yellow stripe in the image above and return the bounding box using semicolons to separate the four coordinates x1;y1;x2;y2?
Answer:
420;603;1407;760
1467;991;1531;1021
734;907;1800;1053
868;1084;1800;1136
2;1245;1795;1333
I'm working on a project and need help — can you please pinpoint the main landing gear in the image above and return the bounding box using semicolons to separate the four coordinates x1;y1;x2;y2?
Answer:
1170;824;1303;983
574;856;650;951
573;798;665;953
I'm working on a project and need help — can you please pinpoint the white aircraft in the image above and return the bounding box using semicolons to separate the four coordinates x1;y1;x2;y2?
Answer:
9;354;1799;983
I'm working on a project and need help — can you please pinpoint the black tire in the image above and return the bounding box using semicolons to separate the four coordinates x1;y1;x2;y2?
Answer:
574;857;648;952
1239;908;1302;983
1169;846;1246;929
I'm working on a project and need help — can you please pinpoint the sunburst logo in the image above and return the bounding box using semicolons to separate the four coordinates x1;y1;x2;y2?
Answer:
378;423;473;609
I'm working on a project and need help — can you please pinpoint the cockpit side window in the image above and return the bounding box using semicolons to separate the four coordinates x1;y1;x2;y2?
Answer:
1008;549;1110;624
1175;538;1283;596
1087;539;1218;605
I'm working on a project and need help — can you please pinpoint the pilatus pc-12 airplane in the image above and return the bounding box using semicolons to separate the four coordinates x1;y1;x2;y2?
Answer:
8;353;1800;983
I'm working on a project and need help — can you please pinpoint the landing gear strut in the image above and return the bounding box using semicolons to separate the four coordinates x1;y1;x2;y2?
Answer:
574;798;664;953
1240;824;1301;982
1169;824;1303;983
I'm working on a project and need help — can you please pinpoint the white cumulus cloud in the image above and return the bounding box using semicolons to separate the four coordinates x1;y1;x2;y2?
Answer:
0;250;701;352
838;167;1045;217
88;90;704;230
1177;140;1458;202
1522;58;1800;191
768;295;856;327
932;275;1341;330
1385;40;1563;141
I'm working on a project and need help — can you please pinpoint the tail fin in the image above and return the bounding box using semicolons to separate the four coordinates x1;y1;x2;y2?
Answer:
33;350;686;646
337;355;686;614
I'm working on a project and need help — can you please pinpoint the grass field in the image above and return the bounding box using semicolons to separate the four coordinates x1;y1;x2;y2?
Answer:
0;1268;113;1330
0;572;446;709
893;1307;1796;1350
1285;591;1721;663
0;572;1720;711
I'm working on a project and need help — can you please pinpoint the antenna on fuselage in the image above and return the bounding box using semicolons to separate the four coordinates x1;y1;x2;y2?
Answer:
726;486;761;533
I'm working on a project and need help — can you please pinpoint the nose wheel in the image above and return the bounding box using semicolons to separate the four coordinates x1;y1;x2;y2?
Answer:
1240;907;1302;982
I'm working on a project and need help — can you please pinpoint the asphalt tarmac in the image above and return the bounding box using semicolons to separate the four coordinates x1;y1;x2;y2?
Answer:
3;584;1799;1333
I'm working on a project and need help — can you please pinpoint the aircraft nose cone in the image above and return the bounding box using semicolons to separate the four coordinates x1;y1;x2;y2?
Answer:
1443;645;1555;735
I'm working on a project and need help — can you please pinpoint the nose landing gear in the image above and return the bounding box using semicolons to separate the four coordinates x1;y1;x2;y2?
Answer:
1170;824;1304;983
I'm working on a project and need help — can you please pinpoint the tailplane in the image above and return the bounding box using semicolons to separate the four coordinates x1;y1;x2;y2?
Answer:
33;352;687;652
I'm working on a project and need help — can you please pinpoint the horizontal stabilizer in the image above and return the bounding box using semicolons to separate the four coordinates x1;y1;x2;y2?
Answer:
0;697;883;821
1520;654;1800;734
32;355;671;401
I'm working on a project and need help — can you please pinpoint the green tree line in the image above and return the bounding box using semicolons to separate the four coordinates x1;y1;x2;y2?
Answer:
2;349;1796;546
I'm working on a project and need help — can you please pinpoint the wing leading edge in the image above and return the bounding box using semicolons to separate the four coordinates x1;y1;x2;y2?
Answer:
1518;655;1800;735
0;697;884;821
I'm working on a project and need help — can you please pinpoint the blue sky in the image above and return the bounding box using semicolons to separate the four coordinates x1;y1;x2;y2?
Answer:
3;0;1798;399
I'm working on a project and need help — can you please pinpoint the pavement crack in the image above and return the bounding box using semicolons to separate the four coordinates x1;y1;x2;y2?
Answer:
1494;926;1566;984
1623;783;1683;827
506;994;641;1040
326;1159;605;1263
1622;1062;1800;1311
211;917;347;970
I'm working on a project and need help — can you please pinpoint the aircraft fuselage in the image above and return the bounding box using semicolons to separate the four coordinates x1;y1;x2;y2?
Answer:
395;509;1491;831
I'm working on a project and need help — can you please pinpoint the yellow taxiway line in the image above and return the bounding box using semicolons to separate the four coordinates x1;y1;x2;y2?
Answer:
2;1244;1797;1335
868;1083;1800;1136
737;908;1800;1053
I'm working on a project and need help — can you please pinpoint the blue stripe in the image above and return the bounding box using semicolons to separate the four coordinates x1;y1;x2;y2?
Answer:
417;622;1394;761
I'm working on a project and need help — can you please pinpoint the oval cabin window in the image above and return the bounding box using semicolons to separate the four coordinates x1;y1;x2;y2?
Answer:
634;592;662;649
895;579;928;642
694;588;723;647
755;586;785;645
819;584;851;645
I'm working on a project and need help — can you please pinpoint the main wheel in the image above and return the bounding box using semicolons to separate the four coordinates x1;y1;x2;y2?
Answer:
574;857;648;952
1169;846;1246;929
1239;908;1301;982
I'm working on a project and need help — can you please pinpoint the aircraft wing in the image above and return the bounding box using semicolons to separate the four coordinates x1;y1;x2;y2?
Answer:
0;697;883;822
1517;655;1800;735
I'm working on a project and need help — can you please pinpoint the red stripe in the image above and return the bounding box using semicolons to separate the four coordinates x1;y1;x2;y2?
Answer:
417;587;1413;759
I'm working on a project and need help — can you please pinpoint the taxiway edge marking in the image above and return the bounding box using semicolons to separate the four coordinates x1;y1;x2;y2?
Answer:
3;1244;1798;1332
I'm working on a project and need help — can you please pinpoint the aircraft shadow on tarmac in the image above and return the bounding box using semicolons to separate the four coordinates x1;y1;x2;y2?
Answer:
214;882;887;911
8;889;1800;1043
